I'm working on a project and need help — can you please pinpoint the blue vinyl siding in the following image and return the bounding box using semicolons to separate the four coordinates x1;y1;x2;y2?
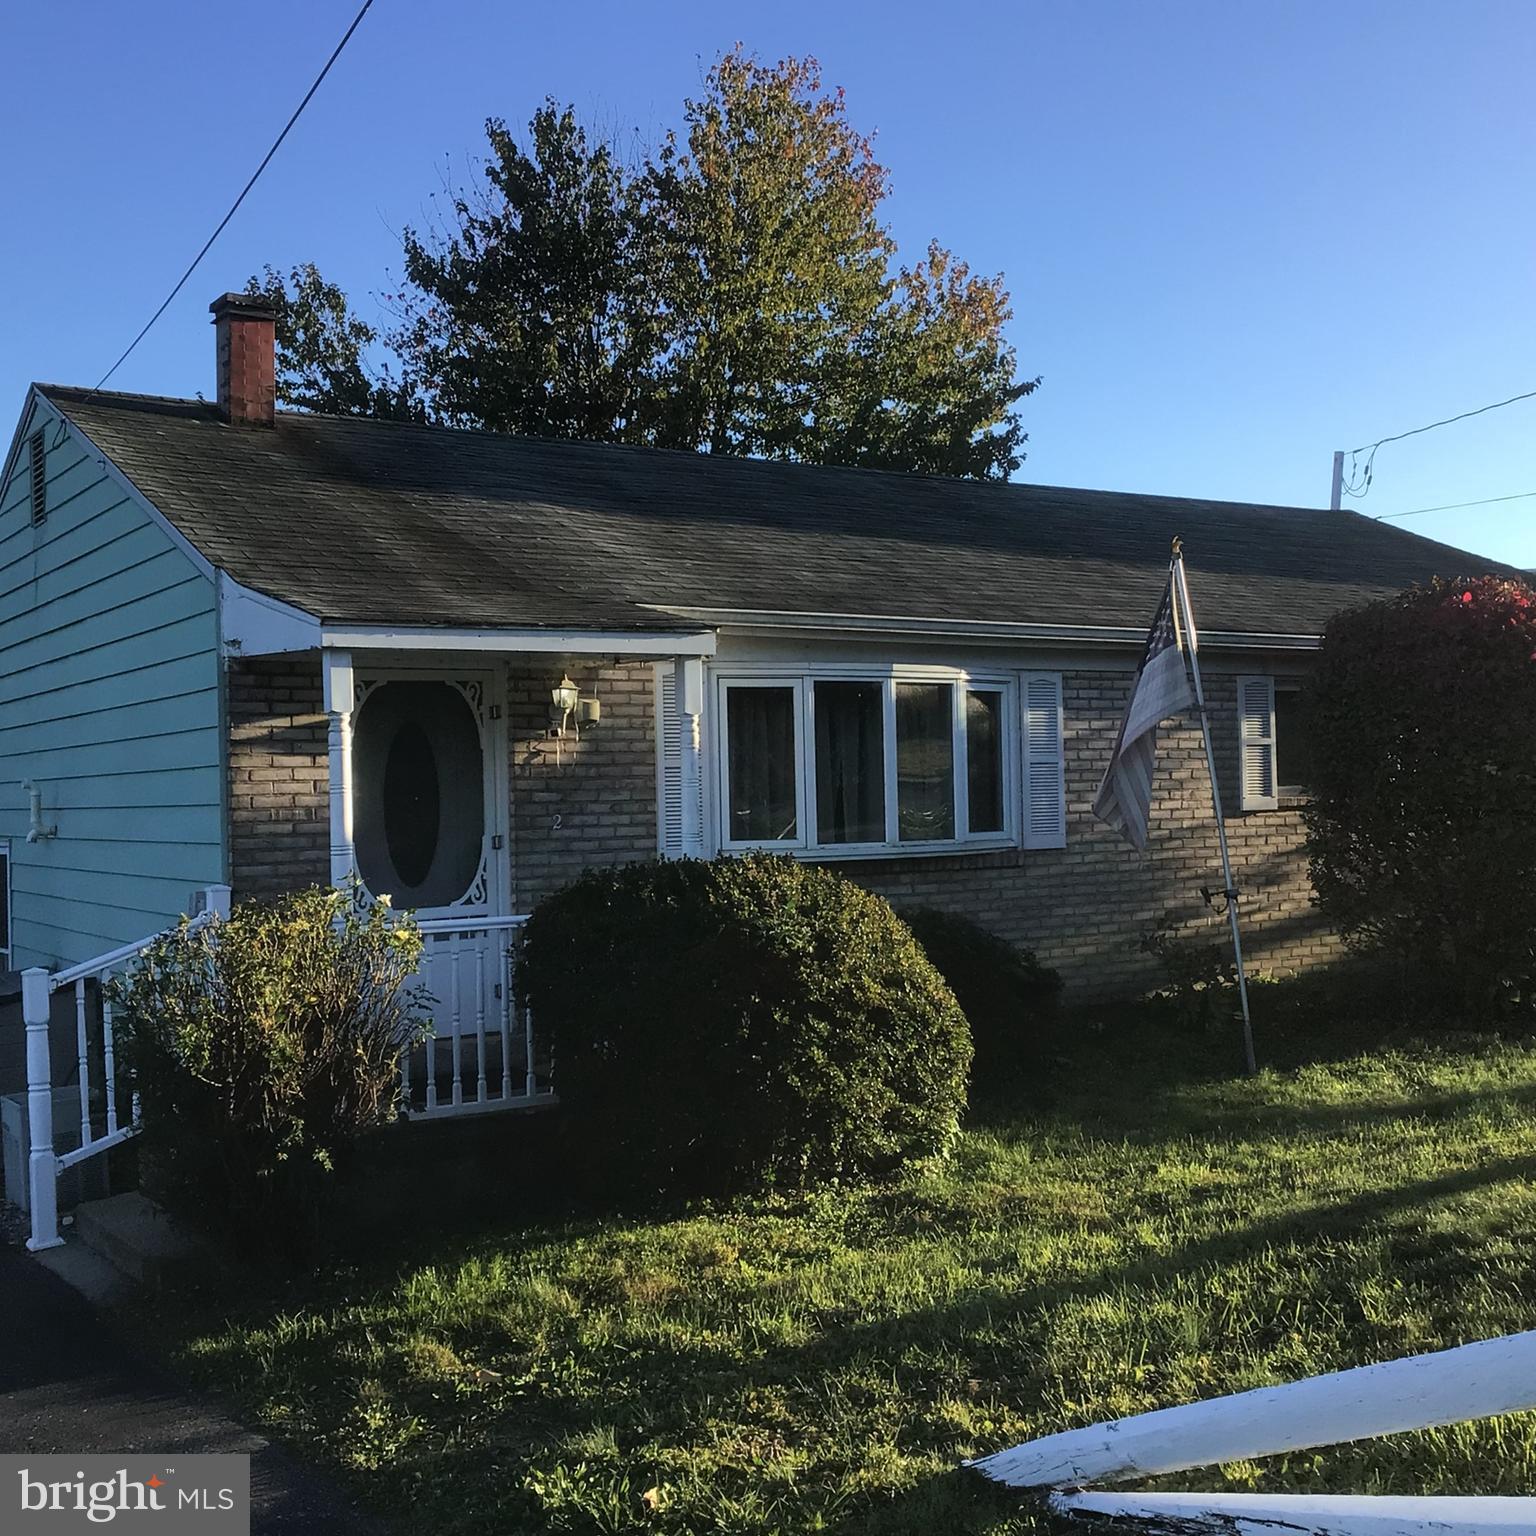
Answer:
0;402;223;967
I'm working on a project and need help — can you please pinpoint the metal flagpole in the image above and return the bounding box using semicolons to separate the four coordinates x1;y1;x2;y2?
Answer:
1170;539;1258;1076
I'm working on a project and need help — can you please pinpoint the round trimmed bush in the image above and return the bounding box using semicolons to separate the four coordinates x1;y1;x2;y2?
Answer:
900;907;1061;1085
518;853;972;1195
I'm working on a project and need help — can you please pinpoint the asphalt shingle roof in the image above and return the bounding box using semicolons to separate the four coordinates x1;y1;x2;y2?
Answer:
40;387;1514;638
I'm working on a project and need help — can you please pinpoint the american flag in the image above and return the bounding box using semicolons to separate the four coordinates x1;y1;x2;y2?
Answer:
1093;576;1194;850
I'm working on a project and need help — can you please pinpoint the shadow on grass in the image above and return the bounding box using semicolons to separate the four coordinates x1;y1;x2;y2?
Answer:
144;992;1536;1535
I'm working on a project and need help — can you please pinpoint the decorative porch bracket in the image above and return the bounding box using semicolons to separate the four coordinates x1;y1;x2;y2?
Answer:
323;647;357;891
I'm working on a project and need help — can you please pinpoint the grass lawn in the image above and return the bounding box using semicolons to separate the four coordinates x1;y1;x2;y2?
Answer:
139;1003;1536;1534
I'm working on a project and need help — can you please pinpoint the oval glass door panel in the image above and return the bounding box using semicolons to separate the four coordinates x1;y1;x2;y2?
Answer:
353;681;485;909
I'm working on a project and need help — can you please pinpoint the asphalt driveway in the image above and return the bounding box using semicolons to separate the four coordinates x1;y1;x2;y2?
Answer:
0;1246;381;1532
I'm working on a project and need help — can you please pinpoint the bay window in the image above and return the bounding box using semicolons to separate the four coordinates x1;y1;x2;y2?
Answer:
717;669;1021;856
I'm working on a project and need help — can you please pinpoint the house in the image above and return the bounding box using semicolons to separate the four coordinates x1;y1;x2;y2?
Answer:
0;293;1508;1106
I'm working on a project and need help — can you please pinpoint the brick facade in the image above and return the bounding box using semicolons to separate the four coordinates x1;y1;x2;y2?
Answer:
842;669;1340;998
505;659;659;912
225;653;1337;1000
226;654;329;899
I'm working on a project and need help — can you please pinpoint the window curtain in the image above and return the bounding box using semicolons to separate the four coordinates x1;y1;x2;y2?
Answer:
815;682;885;843
727;687;798;840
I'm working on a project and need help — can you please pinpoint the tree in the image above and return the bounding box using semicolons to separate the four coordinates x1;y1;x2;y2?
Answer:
245;263;417;419
641;52;1035;476
395;105;662;439
259;49;1036;479
1304;575;1536;1015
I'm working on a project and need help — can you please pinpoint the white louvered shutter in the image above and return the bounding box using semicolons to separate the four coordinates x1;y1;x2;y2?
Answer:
1020;672;1067;849
655;663;704;856
1237;675;1278;811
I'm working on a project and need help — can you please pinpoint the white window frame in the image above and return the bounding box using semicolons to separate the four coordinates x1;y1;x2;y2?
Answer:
713;665;1020;860
717;677;810;852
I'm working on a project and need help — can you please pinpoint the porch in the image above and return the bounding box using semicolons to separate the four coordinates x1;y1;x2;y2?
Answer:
14;628;717;1250
312;630;714;1120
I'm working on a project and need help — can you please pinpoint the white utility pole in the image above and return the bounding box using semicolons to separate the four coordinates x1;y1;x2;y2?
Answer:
1330;450;1345;511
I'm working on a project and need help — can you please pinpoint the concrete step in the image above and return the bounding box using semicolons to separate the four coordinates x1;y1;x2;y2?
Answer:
71;1192;203;1287
31;1229;137;1306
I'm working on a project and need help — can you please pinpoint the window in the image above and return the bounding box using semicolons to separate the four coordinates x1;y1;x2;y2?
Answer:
0;841;9;961
717;670;1036;856
725;684;800;843
895;682;955;841
966;689;1005;835
1274;685;1311;793
815;681;884;843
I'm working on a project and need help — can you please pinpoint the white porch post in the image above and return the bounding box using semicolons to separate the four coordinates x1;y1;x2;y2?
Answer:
322;648;357;891
676;656;706;857
22;968;63;1252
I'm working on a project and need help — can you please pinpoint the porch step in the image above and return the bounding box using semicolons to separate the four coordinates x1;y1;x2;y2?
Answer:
71;1191;203;1287
31;1230;137;1307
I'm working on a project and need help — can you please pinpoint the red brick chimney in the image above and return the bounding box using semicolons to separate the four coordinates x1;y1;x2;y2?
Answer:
210;292;277;426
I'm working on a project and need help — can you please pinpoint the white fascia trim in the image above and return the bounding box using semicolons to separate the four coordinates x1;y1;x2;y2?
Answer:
642;603;1319;651
44;397;218;583
320;625;718;656
219;573;324;656
0;389;41;494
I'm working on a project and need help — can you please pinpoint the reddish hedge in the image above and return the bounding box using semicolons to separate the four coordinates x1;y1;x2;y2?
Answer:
1304;575;1536;1013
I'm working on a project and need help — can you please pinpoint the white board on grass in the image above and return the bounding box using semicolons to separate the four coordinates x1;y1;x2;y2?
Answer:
967;1329;1536;1487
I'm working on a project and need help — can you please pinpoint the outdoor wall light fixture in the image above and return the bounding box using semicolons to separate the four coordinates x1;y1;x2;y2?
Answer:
548;674;602;743
549;674;581;738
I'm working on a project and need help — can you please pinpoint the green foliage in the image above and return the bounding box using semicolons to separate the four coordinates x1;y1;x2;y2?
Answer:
265;49;1036;478
145;1012;1536;1533
111;887;430;1248
245;263;419;419
517;853;972;1196
900;907;1060;1086
1304;575;1536;1015
397;105;661;439
1140;927;1244;1032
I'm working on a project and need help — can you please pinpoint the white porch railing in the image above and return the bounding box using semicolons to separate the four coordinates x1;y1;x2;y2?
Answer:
20;886;232;1253
401;913;556;1120
967;1328;1536;1533
19;894;554;1252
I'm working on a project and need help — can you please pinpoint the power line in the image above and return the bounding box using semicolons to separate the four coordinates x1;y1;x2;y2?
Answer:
90;0;377;395
1342;385;1536;499
1375;489;1536;521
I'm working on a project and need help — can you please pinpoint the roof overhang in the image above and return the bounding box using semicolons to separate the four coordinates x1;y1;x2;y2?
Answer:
642;604;1321;652
320;624;717;656
219;575;718;658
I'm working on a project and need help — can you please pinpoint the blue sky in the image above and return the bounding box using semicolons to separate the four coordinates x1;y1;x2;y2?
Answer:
4;2;1533;563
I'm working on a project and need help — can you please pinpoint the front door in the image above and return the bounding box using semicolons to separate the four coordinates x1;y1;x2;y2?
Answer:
351;668;511;1110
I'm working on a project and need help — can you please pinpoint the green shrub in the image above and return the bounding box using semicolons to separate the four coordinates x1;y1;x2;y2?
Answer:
517;854;971;1196
1140;927;1242;1033
112;887;429;1251
899;907;1060;1085
1305;575;1536;1015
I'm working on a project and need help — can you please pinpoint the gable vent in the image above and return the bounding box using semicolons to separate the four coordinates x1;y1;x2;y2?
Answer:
28;429;46;525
